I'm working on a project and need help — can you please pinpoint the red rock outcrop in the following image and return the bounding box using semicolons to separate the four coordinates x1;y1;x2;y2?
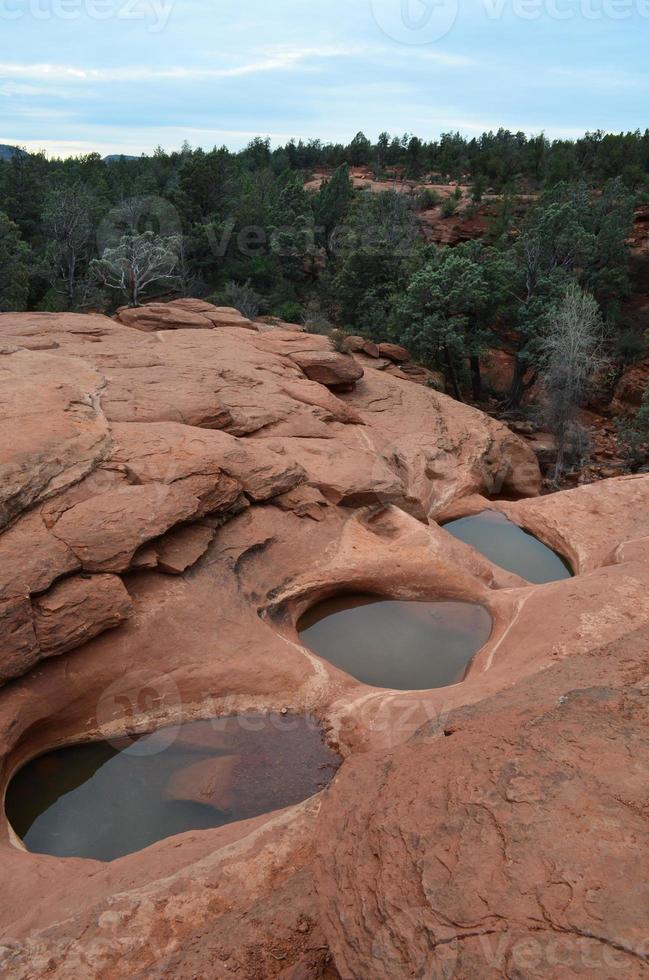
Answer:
346;335;379;358
0;345;110;531
377;341;410;363
116;299;256;332
0;305;540;688
287;349;364;390
2;301;647;979
611;358;649;416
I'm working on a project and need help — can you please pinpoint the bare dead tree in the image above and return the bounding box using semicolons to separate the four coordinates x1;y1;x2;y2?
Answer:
92;231;180;307
539;283;606;484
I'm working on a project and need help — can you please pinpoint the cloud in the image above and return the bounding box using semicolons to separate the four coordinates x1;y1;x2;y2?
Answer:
0;46;361;84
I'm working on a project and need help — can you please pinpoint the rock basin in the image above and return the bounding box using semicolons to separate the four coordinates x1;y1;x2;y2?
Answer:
5;714;340;862
443;510;573;584
298;596;493;690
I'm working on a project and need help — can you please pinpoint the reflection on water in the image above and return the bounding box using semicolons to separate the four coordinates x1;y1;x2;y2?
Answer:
443;510;572;584
299;596;492;690
6;715;340;862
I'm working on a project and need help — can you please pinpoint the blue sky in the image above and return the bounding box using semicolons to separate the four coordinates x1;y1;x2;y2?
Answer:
0;0;647;157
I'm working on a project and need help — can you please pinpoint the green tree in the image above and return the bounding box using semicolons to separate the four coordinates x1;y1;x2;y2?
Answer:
174;147;235;224
503;181;632;407
0;150;48;244
334;190;418;335
406;136;424;178
396;242;516;400
269;172;315;281
0;211;31;311
314;164;353;258
348;131;371;166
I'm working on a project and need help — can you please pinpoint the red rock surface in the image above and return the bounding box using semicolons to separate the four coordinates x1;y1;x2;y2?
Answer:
116;299;255;332
1;301;648;978
377;341;410;363
287;349;364;389
346;335;379;358
611;358;649;416
0;345;110;530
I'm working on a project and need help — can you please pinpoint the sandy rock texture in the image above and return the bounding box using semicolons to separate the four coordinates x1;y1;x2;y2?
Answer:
0;300;648;978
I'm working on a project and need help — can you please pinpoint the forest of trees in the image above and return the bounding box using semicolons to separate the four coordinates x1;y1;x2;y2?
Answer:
1;126;648;475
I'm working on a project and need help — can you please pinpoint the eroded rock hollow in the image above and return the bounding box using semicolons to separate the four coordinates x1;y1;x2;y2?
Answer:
1;302;648;978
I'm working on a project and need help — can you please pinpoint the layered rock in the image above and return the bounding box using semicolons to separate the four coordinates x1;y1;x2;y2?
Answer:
4;301;648;979
611;358;649;416
1;573;131;683
0;303;540;688
287;349;364;390
115;300;255;332
2;472;649;977
0;346;110;531
377;341;410;363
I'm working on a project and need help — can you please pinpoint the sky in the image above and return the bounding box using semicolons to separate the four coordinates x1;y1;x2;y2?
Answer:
0;0;647;157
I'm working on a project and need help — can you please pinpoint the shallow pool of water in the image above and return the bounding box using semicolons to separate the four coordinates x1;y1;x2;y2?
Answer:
5;714;340;862
443;510;572;584
298;596;492;690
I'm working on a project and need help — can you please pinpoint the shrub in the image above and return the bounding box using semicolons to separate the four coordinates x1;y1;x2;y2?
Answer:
272;300;304;324
329;328;351;353
302;299;332;335
417;188;441;210
617;387;649;469
441;196;458;218
221;280;263;320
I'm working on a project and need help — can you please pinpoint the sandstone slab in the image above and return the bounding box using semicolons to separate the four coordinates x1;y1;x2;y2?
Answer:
154;524;215;575
115;300;257;333
52;484;202;573
32;574;132;658
0;348;110;531
288;350;364;390
346;336;380;358
377;342;410;363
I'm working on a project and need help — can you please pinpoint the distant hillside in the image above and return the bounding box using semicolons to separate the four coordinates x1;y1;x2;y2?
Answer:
0;144;25;162
103;154;139;163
